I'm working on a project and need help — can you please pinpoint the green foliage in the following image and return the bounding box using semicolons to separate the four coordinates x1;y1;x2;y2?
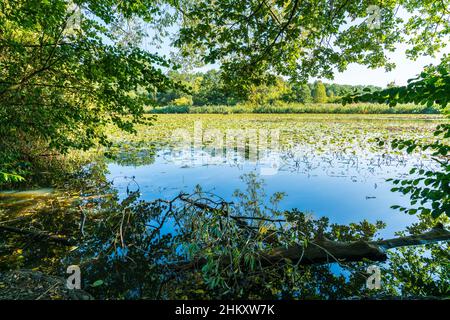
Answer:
287;83;312;103
381;213;450;297
0;0;177;184
173;96;193;106
346;57;450;218
246;77;289;106
0;172;25;183
157;70;382;106
174;0;450;93
313;81;328;103
192;70;237;106
149;103;439;114
156;70;238;106
387;129;450;218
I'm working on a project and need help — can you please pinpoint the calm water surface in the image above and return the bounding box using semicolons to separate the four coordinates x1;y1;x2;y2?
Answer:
108;141;436;237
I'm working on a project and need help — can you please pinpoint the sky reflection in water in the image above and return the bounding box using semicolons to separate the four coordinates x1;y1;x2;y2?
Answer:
108;144;436;238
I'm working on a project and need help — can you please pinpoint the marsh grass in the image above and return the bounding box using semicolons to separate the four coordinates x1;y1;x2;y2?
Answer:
147;103;440;114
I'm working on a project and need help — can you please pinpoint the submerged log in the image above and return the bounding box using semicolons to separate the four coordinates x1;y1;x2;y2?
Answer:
261;238;388;266
371;223;450;249
176;224;450;270
261;223;450;266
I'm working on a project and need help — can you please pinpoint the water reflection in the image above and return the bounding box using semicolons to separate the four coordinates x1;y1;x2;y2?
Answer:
0;158;447;300
1;115;447;299
108;143;437;237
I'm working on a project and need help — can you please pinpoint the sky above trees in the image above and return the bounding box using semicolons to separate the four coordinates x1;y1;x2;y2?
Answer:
139;5;450;88
151;40;450;87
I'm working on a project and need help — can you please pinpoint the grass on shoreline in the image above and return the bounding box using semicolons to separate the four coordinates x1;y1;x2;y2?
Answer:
147;103;440;115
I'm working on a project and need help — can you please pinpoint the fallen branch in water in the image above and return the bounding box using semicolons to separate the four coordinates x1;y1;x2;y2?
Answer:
371;223;450;249
3;191;449;269
166;194;450;268
178;193;279;242
262;223;450;266
176;223;450;270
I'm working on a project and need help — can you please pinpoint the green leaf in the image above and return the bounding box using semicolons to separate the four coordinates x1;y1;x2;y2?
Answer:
92;280;104;287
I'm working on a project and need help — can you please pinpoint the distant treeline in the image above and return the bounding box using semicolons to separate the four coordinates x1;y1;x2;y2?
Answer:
154;70;383;107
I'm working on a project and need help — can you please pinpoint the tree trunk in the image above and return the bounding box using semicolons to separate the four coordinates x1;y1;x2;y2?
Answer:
261;223;450;266
176;223;450;270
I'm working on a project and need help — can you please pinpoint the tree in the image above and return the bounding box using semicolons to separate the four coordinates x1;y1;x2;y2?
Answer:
327;89;335;98
247;77;289;105
0;0;177;183
173;0;450;94
173;96;193;106
288;83;312;103
192;70;234;106
313;81;327;103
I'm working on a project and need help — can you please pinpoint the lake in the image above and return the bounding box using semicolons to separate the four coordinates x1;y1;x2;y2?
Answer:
0;113;446;299
106;114;443;238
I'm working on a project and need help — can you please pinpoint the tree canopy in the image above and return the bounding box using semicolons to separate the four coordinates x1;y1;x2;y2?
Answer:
0;0;177;183
173;0;450;91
